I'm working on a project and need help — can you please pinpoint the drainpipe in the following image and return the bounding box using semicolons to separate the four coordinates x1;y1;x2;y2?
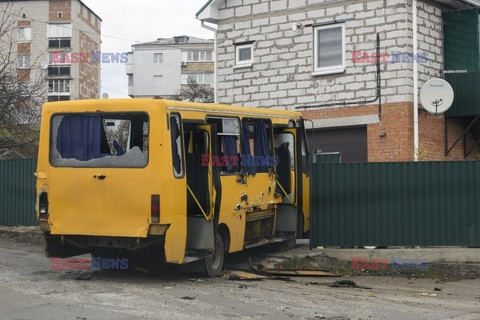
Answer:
413;0;419;160
201;21;218;103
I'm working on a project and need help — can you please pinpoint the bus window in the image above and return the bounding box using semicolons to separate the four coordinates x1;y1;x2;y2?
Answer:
274;132;295;198
241;118;272;174
170;113;184;178
50;113;149;168
207;117;240;174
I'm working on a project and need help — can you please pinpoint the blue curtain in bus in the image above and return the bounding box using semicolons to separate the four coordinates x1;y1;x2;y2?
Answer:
56;115;102;161
241;119;255;174
221;135;237;172
254;120;269;172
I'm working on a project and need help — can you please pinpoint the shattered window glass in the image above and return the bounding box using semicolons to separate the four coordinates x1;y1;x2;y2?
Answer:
170;113;184;177
50;113;149;168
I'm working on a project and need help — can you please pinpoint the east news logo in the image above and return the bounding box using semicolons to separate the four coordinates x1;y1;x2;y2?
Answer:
51;257;128;270
351;257;429;270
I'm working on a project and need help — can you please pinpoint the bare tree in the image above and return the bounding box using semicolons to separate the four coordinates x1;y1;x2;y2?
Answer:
0;3;47;159
173;77;214;103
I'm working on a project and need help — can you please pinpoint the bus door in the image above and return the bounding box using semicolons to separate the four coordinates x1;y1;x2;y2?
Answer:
183;123;216;253
299;120;310;237
273;126;303;238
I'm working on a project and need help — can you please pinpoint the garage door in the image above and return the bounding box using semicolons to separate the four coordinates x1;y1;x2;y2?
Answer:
307;126;367;163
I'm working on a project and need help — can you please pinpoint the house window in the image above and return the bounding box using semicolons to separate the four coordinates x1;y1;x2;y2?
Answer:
18;55;30;68
48;79;70;93
182;73;214;85
128;74;133;86
153;75;163;87
313;24;345;75
49;39;71;48
48;95;70;102
154;53;163;63
48;66;70;76
187;50;212;62
48;23;72;38
18;27;31;41
235;43;253;67
49;52;71;64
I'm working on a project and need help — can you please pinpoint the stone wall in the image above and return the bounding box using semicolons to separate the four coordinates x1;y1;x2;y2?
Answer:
215;0;444;110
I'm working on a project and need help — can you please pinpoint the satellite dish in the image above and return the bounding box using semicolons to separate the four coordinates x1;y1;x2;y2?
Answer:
102;93;109;99
419;78;454;114
40;60;48;69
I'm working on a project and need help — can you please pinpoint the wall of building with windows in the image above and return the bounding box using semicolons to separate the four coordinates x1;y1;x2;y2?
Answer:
1;0;101;103
127;36;214;98
199;0;474;162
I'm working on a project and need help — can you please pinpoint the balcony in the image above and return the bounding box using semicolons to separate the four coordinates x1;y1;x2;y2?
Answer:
445;71;480;118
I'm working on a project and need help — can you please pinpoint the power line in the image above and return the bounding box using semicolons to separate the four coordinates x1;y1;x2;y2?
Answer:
101;86;130;97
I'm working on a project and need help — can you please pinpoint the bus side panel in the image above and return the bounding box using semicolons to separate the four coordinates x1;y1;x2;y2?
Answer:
218;173;278;253
218;175;246;253
162;118;188;264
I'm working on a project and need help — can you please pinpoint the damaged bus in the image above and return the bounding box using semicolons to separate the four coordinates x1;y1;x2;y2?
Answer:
36;99;310;276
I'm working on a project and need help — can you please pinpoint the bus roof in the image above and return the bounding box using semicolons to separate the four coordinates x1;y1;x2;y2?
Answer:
42;99;303;120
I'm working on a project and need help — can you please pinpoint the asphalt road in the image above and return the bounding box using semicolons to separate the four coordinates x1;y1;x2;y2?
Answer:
0;239;479;320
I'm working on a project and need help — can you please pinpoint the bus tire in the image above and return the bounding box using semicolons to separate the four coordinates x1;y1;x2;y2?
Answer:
204;233;224;277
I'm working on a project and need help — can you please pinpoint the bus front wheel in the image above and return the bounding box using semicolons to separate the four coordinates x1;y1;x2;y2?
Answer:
204;233;224;277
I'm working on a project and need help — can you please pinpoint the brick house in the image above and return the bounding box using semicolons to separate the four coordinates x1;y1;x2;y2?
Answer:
1;0;101;102
196;0;480;162
126;36;214;99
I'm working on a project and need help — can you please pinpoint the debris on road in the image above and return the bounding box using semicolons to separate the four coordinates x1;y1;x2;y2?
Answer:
328;279;371;289
248;256;337;277
238;284;248;289
180;296;195;300
434;287;442;291
222;270;267;280
73;273;92;281
420;293;438;297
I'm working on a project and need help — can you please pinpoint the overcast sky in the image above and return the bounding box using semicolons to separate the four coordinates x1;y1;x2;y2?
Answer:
80;0;213;98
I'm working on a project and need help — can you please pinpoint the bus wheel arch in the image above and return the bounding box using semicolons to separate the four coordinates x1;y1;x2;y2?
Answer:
217;223;230;253
204;232;224;277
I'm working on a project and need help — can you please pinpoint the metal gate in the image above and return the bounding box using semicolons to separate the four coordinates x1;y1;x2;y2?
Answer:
310;161;480;247
0;158;37;226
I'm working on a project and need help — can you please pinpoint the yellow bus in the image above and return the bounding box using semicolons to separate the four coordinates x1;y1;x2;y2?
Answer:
36;99;310;276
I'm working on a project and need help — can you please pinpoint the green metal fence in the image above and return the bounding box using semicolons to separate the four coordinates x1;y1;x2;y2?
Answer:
310;161;480;247
0;158;37;226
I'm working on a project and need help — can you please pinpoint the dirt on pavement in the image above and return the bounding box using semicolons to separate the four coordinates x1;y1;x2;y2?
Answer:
0;227;480;320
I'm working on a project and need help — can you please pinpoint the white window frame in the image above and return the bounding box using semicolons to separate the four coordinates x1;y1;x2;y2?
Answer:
49;52;71;65
17;55;30;69
153;75;163;87
153;53;163;64
17;27;31;41
48;23;72;38
313;23;345;76
234;43;254;68
48;79;70;94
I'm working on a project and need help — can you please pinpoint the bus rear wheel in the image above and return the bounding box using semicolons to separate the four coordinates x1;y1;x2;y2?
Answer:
204;233;224;277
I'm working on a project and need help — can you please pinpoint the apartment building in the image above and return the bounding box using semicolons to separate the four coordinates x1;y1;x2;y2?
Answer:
196;0;480;162
126;35;214;99
2;0;101;102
